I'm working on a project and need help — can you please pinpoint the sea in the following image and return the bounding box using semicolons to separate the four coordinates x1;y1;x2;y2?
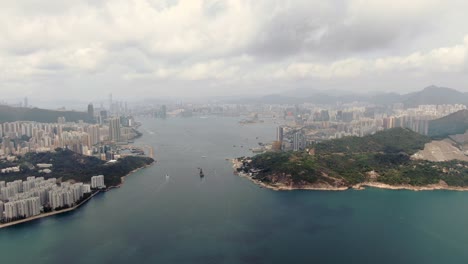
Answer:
2;117;468;263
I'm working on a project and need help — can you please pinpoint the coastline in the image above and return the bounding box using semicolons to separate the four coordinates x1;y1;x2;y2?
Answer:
232;159;468;192
0;161;156;229
114;161;156;189
0;191;100;229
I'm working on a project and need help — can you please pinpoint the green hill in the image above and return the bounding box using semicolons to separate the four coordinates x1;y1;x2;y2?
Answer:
428;109;468;139
0;105;94;123
315;127;430;155
240;128;468;188
0;149;154;187
403;86;468;108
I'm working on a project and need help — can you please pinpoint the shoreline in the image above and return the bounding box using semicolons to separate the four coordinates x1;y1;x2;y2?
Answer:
113;161;156;189
0;161;156;229
0;190;101;229
232;159;468;192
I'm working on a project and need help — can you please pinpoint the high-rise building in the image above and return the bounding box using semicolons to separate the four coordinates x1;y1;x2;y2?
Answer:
0;201;4;220
276;126;284;142
87;103;94;118
91;175;106;189
86;125;101;146
109;118;121;142
293;132;305;151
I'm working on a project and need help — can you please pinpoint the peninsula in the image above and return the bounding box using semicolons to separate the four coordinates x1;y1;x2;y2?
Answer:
0;149;154;228
234;127;468;191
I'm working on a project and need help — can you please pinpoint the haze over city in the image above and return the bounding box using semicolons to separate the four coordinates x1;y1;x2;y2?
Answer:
2;0;468;103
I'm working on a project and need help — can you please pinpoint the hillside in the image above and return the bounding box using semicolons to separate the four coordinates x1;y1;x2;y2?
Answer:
428;109;468;139
0;105;94;123
0;149;155;187
402;86;468;107
314;127;430;155
226;85;468;107
237;128;468;189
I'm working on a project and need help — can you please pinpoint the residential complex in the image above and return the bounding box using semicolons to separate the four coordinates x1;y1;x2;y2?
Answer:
0;116;139;159
0;176;101;223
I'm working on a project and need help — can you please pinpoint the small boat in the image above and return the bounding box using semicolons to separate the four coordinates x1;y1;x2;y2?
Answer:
201;156;207;158
165;174;170;180
198;168;205;178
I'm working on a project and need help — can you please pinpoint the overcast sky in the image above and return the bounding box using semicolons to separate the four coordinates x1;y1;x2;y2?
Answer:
1;0;468;102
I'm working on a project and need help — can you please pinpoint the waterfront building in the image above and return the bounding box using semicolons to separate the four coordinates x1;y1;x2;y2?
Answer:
0;201;3;220
1;177;89;222
4;201;18;221
91;175;106;189
82;184;91;194
276;126;284;143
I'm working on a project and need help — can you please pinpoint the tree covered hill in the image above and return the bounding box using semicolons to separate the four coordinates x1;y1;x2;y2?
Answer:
0;105;94;123
242;128;468;188
0;149;154;187
314;127;430;155
402;86;468;108
428;109;468;139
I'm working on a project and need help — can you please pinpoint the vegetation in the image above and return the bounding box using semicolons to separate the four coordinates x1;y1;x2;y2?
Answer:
314;127;430;155
402;86;468;108
428;109;468;139
0;105;94;123
0;149;154;187
242;128;468;188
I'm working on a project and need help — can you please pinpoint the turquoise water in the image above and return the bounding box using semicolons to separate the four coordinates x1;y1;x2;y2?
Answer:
2;117;468;263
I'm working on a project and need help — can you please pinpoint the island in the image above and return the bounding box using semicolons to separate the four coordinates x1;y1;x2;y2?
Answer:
233;126;468;191
0;149;154;228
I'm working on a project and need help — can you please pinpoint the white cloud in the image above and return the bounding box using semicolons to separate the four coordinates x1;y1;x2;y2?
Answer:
0;0;467;99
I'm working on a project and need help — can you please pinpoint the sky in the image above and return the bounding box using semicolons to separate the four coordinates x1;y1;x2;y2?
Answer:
1;0;468;102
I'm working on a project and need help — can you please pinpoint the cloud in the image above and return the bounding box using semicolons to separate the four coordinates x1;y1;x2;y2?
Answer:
0;0;467;99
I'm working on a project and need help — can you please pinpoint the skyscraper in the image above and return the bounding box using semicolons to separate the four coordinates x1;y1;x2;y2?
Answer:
276;126;284;142
86;125;101;146
109;118;121;142
91;175;106;189
293;132;305;151
87;103;94;118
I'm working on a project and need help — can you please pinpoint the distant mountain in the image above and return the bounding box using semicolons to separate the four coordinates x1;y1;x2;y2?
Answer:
428;109;468;139
369;92;403;105
403;86;468;107
222;85;468;107
0;105;94;123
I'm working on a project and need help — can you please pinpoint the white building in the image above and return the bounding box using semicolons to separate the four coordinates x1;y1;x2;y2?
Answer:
91;175;106;189
81;184;91;194
1;177;88;222
0;201;4;220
